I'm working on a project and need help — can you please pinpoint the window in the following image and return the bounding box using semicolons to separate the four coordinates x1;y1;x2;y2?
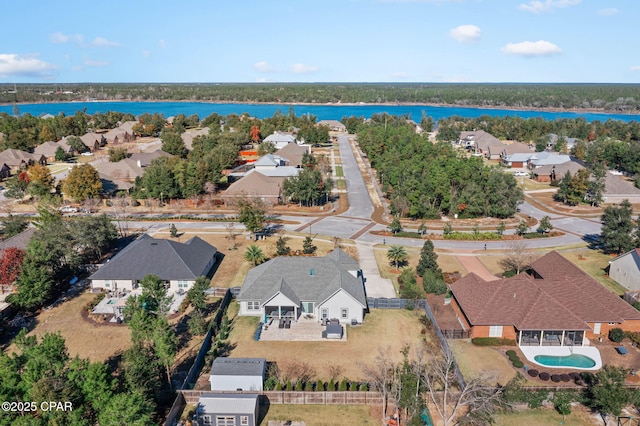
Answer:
247;301;260;311
104;280;111;288
321;308;328;320
489;326;503;338
177;280;189;288
341;308;348;319
240;416;249;426
301;302;314;313
216;416;235;426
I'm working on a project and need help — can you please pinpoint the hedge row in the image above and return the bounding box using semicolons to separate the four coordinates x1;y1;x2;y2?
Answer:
271;380;370;392
506;350;524;369
471;337;517;346
444;232;503;241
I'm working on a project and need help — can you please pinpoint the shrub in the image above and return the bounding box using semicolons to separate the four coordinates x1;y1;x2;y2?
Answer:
275;382;282;390
360;383;369;392
315;380;324;392
285;381;293;391
506;350;517;358
568;372;581;381
551;375;562;383
305;381;313;391
328;379;336;392
264;377;278;390
560;374;571;382
528;369;539;378
339;379;348;391
609;327;625;343
512;360;524;369
539;372;550;381
471;337;517;346
295;381;303;391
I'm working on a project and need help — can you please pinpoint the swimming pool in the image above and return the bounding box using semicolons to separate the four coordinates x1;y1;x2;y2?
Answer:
534;354;596;369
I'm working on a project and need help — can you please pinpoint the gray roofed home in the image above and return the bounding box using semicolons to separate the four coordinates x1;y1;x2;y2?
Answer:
209;358;266;391
533;160;584;183
274;143;311;168
129;149;172;167
89;234;217;294
237;248;367;325
263;131;297;149
0;149;47;169
181;127;209;151
196;393;259;426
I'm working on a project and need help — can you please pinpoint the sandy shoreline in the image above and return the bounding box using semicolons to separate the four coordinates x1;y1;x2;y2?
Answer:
1;98;638;116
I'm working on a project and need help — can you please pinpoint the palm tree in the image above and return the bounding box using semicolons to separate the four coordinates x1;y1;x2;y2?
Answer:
244;245;265;266
386;245;407;271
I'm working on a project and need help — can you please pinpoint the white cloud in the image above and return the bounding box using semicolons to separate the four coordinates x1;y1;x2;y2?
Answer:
142;50;151;59
84;58;109;67
502;40;562;56
253;61;276;73
519;0;580;14
0;53;56;77
50;32;83;45
291;63;318;74
630;66;640;71
598;8;619;16
449;24;481;43
159;39;166;48
91;37;119;47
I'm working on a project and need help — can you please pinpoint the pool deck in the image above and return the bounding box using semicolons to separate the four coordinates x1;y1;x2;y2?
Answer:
520;345;602;371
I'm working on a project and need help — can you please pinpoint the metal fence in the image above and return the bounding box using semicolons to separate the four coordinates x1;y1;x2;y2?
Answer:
366;297;426;310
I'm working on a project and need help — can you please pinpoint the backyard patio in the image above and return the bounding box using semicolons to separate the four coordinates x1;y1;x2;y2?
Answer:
258;315;347;342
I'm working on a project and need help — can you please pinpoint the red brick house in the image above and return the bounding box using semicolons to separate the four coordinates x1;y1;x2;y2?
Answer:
449;251;640;347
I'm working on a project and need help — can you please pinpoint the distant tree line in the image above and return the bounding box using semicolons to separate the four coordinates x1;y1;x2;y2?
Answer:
353;114;523;219
3;83;640;112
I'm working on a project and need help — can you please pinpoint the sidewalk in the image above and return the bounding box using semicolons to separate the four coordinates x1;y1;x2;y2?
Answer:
454;253;500;282
356;242;397;298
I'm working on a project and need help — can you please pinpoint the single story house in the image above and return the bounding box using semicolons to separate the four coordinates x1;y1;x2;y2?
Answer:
449;251;640;346
603;171;640;204
209;358;266;391
94;158;145;193
263;131;297;149
533;160;584;183
34;141;66;162
89;234;217;293
221;171;285;206
317;119;347;133
195;394;259;426
274;143;311;168
237;248;367;324
459;130;505;160
502;151;571;169
182;127;210;151
609;249;640;292
129;149;173;167
103;123;136;145
0;149;47;171
79;132;105;151
499;141;533;159
547;133;579;152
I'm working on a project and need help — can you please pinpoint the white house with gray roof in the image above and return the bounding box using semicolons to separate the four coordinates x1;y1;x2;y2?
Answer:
209;357;266;391
89;234;217;293
237;248;367;324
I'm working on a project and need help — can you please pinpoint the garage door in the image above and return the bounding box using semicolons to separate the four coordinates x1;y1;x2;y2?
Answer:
216;416;236;426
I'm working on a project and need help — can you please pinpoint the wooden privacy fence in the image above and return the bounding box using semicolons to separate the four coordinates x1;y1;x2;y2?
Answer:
180;390;384;406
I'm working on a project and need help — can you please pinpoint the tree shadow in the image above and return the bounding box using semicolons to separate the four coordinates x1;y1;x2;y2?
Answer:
215;341;237;358
583;234;601;249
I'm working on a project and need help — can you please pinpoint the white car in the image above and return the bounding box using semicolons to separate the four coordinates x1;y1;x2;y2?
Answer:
59;206;78;213
513;171;529;177
81;152;94;156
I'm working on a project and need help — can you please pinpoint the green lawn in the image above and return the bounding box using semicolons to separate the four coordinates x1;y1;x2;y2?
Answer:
336;180;346;190
335;165;344;177
562;250;627;295
259;404;379;425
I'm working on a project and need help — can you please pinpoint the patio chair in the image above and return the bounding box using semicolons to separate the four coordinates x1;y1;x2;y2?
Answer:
279;319;285;329
285;320;291;329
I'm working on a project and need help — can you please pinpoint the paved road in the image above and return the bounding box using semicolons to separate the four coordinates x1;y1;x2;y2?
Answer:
336;134;373;219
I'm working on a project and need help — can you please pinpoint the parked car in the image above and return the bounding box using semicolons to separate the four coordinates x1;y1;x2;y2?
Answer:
513;171;529;177
81;152;94;156
59;206;78;213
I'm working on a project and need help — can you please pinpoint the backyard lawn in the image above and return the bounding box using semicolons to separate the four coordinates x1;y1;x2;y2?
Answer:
259;404;380;425
494;407;599;426
225;305;429;381
448;340;519;386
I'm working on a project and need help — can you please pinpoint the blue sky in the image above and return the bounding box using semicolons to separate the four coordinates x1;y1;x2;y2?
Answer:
0;0;638;83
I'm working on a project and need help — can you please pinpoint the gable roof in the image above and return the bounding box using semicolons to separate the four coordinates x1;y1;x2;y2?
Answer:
129;149;172;167
210;358;266;377
222;171;284;199
94;158;144;181
0;149;44;167
459;130;504;151
197;394;258;415
34;141;63;157
610;249;640;268
0;227;35;252
529;152;571;167
89;234;217;281
238;249;366;307
533;160;584;178
501;141;533;157
275;143;311;168
254;154;281;167
451;251;640;331
181;128;210;150
264;132;296;144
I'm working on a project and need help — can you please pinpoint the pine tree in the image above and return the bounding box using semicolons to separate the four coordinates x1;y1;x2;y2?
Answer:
416;240;442;278
302;236;317;255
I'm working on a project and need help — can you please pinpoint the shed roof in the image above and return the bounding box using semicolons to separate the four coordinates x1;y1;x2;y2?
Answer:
197;393;259;415
210;358;266;377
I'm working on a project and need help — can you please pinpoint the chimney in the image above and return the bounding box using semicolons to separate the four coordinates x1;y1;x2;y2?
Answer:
137;160;142;168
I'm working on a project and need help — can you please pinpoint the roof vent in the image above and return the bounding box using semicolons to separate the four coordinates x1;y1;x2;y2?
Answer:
151;242;158;246
310;268;315;276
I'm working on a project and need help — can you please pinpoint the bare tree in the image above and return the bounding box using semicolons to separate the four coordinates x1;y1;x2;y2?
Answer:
111;195;130;237
419;345;503;426
225;222;240;250
359;347;395;419
327;364;345;383
270;361;316;385
498;240;535;275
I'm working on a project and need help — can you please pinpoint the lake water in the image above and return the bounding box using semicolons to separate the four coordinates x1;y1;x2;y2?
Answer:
1;101;638;123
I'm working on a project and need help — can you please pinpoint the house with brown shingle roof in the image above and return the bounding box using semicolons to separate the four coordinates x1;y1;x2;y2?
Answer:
221;171;284;206
533;159;584;183
0;149;47;171
317;120;347;133
94;158;144;192
181;128;209;151
459;130;505;160
450;251;640;348
275;143;311;168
